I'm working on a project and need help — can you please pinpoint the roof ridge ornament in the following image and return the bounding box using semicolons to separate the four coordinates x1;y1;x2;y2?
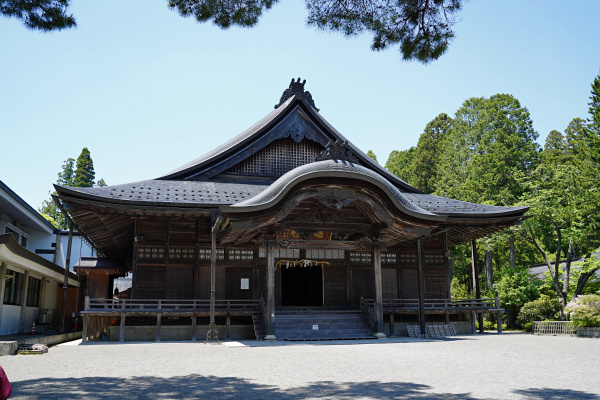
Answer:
314;139;359;163
275;77;319;111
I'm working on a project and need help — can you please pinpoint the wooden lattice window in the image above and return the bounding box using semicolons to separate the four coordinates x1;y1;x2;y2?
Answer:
169;247;195;262
382;252;397;264
138;246;165;261
305;249;345;260
349;252;371;263
258;248;300;259
399;253;417;265
227;138;322;177
229;249;254;261
425;252;446;265
198;248;225;261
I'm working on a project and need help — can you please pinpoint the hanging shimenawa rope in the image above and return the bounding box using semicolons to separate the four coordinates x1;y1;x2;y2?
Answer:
275;259;330;269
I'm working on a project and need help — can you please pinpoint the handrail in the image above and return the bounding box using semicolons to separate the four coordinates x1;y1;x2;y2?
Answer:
360;296;376;329
86;298;260;313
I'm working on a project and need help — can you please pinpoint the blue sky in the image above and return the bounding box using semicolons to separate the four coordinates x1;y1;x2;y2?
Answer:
1;1;599;209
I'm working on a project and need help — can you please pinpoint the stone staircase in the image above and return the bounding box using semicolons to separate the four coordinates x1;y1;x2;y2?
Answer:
274;309;375;341
252;313;267;340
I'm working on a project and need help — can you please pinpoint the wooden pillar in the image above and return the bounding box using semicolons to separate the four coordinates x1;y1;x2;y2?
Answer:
191;313;197;341
485;249;493;287
19;271;30;333
496;292;503;334
509;235;516;269
226;315;231;339
206;215;221;342
471;310;476;334
417;238;426;336
389;314;395;337
82;296;89;342
156;313;162;342
0;263;6;325
119;313;126;342
60;222;74;333
265;238;276;340
372;241;385;338
131;217;139;299
471;240;484;333
82;315;89;342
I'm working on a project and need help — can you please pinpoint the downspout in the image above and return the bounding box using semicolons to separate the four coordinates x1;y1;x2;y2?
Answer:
205;214;223;343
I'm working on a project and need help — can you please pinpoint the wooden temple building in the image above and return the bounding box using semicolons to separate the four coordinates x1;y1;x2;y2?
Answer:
54;79;528;342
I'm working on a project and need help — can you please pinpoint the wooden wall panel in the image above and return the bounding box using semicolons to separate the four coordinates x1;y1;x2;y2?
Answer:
350;268;373;305
139;219;168;243
226;267;253;300
382;268;399;299
136;265;165;299
198;265;226;300
165;265;194;299
425;270;447;299
400;268;418;299
323;266;346;306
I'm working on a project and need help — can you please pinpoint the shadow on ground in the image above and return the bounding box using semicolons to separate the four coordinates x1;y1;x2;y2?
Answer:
514;388;600;400
12;375;480;399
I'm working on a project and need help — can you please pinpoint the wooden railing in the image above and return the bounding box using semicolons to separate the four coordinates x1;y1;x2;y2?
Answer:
85;298;260;314
360;296;376;329
364;298;502;312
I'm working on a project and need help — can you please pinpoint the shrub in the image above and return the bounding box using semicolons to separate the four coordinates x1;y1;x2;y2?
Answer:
565;294;600;327
517;297;560;327
523;322;532;332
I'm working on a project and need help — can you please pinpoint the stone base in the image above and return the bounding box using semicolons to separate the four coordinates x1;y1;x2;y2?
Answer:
374;332;386;339
576;327;600;338
264;335;277;341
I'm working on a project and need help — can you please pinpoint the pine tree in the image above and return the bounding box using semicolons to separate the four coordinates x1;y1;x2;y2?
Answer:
411;113;452;193
564;118;587;157
586;71;600;164
73;147;96;188
542;130;566;164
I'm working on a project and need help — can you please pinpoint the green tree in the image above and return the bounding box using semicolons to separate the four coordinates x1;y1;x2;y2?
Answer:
564;118;587;157
73;147;95;187
385;147;416;183
496;266;540;328
586;71;600;163
366;150;378;163
0;0;75;31
435;94;540;205
39;147;100;229
411;113;452;193
3;0;463;63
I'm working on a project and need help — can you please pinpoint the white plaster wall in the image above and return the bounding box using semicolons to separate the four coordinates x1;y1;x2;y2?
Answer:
24;307;40;332
0;305;21;335
56;235;94;270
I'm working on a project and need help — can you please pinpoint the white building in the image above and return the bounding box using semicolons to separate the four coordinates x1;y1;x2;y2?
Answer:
0;180;91;335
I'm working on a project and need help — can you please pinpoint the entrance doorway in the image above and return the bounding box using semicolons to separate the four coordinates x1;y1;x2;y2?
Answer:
281;266;323;306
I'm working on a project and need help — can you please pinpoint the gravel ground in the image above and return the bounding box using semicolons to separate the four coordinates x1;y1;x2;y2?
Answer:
1;333;599;400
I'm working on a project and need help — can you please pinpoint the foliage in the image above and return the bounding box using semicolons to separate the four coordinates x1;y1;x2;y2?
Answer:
435;94;540;205
0;0;75;31
385;146;415;183
516;297;560;326
38;147;101;229
3;1;464;63
586;71;600;164
366;150;378;163
97;178;107;187
564;118;587;157
411;113;452;193
496;267;540;309
167;0;463;63
565;294;600;327
73;147;95;187
450;276;470;299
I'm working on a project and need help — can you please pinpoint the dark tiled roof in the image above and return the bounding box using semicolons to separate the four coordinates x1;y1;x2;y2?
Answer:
160;96;295;179
227;159;436;217
402;193;529;217
56;180;270;207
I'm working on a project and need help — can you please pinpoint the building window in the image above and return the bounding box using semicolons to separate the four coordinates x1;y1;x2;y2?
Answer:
198;248;225;261
5;225;28;247
259;248;300;259
305;249;345;260
349;252;372;263
229;249;254;261
169;247;195;262
382;252;397;264
138;246;165;261
27;277;41;307
4;270;24;305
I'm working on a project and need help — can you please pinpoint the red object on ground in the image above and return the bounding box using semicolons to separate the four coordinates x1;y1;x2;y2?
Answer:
0;366;11;400
30;322;35;335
